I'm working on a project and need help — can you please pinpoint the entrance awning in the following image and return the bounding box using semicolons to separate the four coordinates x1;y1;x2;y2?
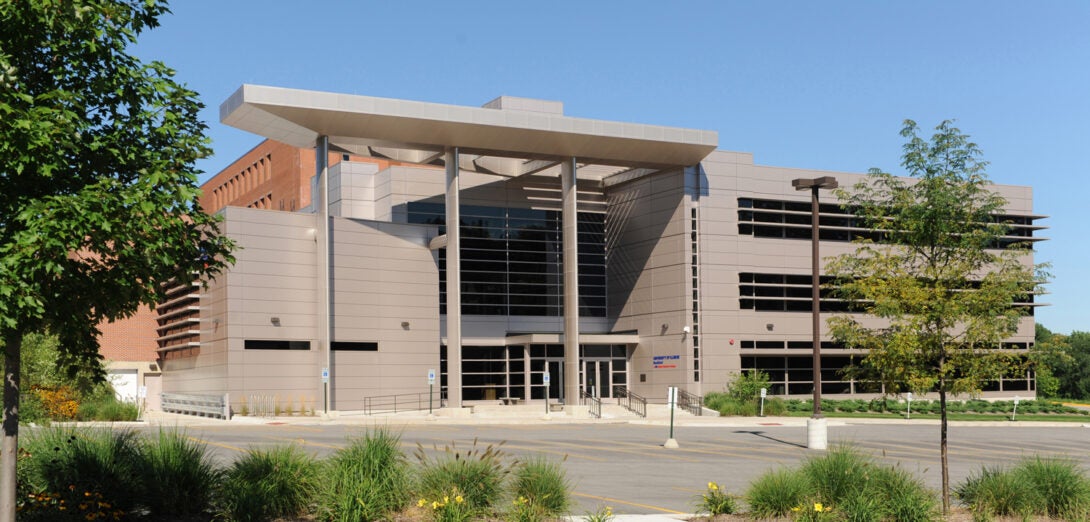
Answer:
220;84;718;177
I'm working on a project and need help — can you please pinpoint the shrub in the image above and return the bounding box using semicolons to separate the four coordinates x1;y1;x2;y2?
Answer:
316;428;411;521
136;428;220;517
509;455;570;520
31;385;80;420
77;395;139;422
218;444;320;522
726;369;771;403
19;427;141;519
19;390;48;425
746;467;811;518
414;438;510;514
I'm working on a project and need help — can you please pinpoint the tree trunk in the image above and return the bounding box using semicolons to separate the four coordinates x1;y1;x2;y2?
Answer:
0;329;21;522
940;385;950;513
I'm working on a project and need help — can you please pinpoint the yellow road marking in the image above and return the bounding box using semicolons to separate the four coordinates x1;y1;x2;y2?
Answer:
535;439;705;463
572;492;686;514
186;436;246;453
410;437;604;462
262;436;345;450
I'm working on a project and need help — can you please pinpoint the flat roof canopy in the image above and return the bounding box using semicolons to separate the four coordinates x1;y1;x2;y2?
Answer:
220;85;718;176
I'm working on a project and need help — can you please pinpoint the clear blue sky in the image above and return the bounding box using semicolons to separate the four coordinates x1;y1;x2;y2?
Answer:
133;1;1088;334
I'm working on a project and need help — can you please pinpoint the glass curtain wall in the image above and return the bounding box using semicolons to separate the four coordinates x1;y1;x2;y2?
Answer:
407;203;606;317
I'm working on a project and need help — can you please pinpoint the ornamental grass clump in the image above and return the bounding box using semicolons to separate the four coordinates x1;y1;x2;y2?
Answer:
135;428;220;518
955;465;1041;520
956;457;1090;520
509;455;571;521
1012;456;1090;518
414;438;510;514
801;446;872;502
218;444;320;522
867;464;939;522
745;467;812;518
747;446;939;522
316;428;412;521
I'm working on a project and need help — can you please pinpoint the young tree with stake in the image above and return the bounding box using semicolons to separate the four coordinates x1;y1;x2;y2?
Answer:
826;120;1044;512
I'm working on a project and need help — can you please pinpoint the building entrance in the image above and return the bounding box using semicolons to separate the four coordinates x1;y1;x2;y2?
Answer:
546;359;564;403
581;359;613;398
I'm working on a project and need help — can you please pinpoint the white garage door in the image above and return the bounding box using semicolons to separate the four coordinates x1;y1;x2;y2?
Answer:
108;370;139;403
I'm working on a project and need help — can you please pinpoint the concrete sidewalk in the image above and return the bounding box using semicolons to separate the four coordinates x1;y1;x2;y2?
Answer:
139;404;1090;429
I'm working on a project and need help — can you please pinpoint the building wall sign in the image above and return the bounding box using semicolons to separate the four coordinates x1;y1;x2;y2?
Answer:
653;355;680;369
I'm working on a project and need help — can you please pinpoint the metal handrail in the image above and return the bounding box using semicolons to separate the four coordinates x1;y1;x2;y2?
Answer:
612;385;647;417
580;389;601;418
362;391;438;415
678;389;703;416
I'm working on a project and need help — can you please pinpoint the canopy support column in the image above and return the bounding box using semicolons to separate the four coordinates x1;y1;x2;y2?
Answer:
445;147;463;407
562;157;581;406
316;136;332;413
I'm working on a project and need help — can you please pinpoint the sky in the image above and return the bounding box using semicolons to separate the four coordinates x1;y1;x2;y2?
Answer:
132;1;1088;334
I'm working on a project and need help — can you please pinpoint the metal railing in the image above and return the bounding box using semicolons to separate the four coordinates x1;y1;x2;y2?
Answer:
613;385;647;417
161;392;230;420
363;391;439;415
580;389;601;418
678;389;704;416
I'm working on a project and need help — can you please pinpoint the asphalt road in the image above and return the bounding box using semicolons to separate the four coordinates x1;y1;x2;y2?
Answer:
131;421;1090;515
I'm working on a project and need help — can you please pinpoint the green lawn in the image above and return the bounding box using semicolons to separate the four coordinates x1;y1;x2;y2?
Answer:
781;410;1090;422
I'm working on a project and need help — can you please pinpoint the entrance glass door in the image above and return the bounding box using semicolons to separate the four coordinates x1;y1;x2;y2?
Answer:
582;360;612;398
546;359;564;403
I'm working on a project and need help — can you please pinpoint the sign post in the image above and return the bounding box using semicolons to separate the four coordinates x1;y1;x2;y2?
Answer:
543;371;551;416
321;367;329;414
906;392;913;420
427;368;436;415
1011;395;1020;421
664;387;679;448
760;387;767;417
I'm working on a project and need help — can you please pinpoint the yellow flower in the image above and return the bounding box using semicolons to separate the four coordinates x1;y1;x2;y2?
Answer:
431;501;440;510
792;506;801;512
443;495;449;503
708;481;719;491
814;502;825;512
455;495;464;504
417;498;427;507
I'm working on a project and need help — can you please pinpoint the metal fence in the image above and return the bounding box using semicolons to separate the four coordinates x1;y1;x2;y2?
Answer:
161;392;230;420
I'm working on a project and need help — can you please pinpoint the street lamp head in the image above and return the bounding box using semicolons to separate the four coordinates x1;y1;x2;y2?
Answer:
792;176;839;191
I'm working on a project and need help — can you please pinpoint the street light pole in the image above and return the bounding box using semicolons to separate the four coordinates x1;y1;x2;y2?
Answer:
792;176;838;450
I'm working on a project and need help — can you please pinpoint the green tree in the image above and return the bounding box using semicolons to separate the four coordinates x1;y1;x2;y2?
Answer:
826;120;1044;512
1030;323;1071;399
0;1;234;519
1052;330;1090;399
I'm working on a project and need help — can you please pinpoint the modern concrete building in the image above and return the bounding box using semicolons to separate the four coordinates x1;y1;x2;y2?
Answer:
159;85;1044;412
